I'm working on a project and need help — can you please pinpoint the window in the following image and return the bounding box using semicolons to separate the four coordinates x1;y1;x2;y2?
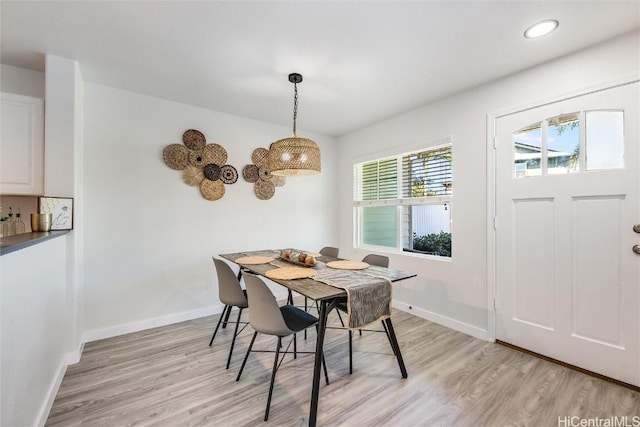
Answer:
354;143;452;258
512;110;624;178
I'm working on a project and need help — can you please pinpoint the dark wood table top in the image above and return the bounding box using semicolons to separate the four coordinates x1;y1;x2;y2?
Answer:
219;250;417;301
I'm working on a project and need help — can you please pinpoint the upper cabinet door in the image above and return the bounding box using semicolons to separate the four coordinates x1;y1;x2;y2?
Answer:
1;92;44;195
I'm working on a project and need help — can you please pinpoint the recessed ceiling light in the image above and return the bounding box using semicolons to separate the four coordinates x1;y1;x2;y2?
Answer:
524;20;559;39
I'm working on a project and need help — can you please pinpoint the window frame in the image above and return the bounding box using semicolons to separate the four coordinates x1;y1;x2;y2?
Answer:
353;140;453;258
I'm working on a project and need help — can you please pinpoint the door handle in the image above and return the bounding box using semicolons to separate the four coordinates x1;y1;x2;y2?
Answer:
634;245;640;255
634;224;640;233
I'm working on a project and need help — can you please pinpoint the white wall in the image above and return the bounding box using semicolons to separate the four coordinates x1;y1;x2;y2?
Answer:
0;59;83;427
0;64;45;98
82;83;338;339
336;30;640;339
0;237;68;427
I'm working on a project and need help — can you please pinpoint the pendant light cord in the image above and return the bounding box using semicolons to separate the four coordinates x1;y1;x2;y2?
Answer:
292;82;298;137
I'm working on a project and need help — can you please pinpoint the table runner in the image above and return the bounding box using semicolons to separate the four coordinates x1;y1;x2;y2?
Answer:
313;265;392;330
230;249;392;330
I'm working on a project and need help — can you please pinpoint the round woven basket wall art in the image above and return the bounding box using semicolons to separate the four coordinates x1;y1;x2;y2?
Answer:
243;147;286;200
162;129;237;201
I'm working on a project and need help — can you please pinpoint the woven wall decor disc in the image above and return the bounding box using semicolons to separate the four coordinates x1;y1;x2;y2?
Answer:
189;150;207;168
203;143;228;166
220;165;238;184
252;148;270;167
183;165;204;186
235;256;275;264
255;179;275;200
163;144;190;170
265;267;317;280
327;260;370;270
183;129;206;150
259;166;272;181
272;175;286;187
203;163;221;181
200;179;225;201
243;164;259;183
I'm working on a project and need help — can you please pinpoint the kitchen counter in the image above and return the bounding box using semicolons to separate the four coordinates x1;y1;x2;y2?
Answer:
0;230;69;256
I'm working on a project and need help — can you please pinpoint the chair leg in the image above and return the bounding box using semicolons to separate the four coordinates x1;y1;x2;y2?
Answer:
264;336;282;422
209;305;229;346
335;309;345;327
348;330;353;374
226;307;243;369
222;303;233;328
236;331;257;381
293;333;297;359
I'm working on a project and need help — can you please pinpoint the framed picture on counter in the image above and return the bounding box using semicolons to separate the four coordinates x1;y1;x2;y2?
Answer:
39;197;74;230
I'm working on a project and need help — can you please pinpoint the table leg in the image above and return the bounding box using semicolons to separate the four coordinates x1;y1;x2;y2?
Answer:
309;299;328;427
383;318;407;378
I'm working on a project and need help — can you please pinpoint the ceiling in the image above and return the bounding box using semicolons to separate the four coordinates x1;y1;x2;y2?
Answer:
1;1;638;137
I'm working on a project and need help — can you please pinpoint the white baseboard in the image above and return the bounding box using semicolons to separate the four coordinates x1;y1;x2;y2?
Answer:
82;305;224;343
36;360;68;427
393;300;488;341
66;341;85;365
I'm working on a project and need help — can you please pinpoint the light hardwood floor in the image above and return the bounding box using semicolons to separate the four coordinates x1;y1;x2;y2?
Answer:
47;306;640;426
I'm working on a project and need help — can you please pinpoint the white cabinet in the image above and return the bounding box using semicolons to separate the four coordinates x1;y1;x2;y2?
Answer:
1;92;44;195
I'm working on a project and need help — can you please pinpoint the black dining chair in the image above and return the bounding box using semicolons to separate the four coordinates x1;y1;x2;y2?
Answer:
236;273;329;422
209;258;249;369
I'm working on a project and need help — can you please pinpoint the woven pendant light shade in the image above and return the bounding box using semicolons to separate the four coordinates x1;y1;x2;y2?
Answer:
269;73;321;176
269;137;321;176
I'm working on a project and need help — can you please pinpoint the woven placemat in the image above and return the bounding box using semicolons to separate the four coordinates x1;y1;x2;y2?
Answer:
327;260;369;270
235;256;275;265
265;267;317;280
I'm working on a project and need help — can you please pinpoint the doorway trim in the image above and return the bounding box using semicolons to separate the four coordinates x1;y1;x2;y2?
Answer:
485;72;640;342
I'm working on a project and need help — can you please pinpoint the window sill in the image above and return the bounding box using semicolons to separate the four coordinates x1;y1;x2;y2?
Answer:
0;230;70;256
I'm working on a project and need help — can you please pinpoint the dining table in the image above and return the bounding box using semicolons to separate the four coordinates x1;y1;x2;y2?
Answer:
220;249;416;427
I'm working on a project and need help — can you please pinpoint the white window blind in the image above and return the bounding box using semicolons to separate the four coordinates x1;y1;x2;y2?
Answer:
355;145;452;207
403;146;452;198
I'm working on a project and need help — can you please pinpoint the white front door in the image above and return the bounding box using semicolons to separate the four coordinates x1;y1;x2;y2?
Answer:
495;82;640;386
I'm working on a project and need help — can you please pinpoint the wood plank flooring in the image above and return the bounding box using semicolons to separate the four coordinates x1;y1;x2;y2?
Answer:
47;306;640;426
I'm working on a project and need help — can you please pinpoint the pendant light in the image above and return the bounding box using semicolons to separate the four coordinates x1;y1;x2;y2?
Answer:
268;73;321;176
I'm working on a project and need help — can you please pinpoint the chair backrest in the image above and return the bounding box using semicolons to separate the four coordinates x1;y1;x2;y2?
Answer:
243;274;292;336
319;246;339;257
362;254;389;268
213;258;248;308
